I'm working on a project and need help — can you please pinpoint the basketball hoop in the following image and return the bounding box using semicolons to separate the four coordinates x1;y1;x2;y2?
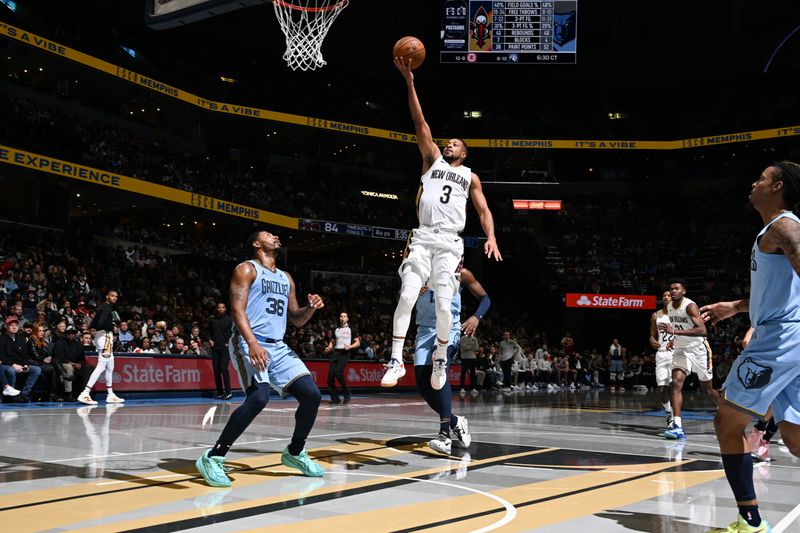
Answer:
273;0;348;71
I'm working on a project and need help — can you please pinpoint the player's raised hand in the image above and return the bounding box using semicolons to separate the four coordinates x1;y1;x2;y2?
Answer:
393;56;414;83
307;294;324;310
699;301;738;325
484;238;503;261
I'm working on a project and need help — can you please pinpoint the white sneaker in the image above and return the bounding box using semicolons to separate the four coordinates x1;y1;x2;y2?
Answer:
430;359;447;390
381;359;406;387
106;393;125;403
2;386;20;397
470;389;479;396
78;392;98;405
459;388;467;396
428;432;452;454
452;416;472;448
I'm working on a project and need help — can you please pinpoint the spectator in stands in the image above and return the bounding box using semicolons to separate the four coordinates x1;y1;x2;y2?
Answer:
54;326;91;401
117;321;134;349
459;332;479;396
172;337;189;355
138;337;156;353
81;331;95;353
28;324;62;401
0;316;41;401
188;339;209;357
498;331;522;392
209;302;233;400
560;331;575;357
22;288;37;322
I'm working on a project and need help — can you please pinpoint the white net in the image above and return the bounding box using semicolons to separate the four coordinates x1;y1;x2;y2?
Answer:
273;0;349;71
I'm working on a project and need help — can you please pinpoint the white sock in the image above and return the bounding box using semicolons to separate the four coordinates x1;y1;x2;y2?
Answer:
390;338;405;362
83;386;91;395
674;416;682;427
663;401;672;414
107;387;114;395
434;341;448;361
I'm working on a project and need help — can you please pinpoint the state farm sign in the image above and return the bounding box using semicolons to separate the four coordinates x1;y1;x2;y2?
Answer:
566;293;656;310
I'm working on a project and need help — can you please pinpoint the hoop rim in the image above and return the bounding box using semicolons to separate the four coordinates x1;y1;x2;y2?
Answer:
273;0;347;13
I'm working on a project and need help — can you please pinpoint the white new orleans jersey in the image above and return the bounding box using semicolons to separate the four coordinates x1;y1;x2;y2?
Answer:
668;297;703;350
418;158;472;232
656;309;674;352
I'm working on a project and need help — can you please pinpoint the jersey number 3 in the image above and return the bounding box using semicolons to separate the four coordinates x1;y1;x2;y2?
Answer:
440;185;452;204
266;297;285;316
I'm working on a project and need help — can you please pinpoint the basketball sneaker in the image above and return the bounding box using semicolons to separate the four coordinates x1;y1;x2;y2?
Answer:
431;359;447;390
381;359;406;387
77;392;98;405
706;515;772;532
429;432;452;455
281;447;324;477
752;440;771;462
106;393;125;403
196;450;232;487
664;423;686;440
746;427;765;455
452;415;472;448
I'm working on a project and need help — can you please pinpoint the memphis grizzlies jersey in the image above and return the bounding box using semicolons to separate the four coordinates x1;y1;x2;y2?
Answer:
668;297;703;349
415;286;461;328
656;310;674;352
750;211;800;326
418;158;472;232
245;260;290;340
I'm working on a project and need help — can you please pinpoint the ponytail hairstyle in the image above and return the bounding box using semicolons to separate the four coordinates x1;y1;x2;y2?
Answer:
774;161;800;214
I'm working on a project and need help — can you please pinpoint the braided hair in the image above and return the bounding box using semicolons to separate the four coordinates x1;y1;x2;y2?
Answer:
774;160;800;214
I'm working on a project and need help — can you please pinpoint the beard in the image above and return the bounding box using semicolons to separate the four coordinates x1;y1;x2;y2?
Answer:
443;152;456;163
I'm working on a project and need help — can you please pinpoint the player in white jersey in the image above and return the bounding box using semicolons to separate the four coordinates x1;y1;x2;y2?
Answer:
658;278;720;440
382;56;502;391
649;290;675;429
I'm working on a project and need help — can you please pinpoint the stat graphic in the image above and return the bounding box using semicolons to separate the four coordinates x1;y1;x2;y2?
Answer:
441;0;577;64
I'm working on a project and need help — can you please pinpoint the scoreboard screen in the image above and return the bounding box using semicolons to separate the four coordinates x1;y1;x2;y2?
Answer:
440;1;577;64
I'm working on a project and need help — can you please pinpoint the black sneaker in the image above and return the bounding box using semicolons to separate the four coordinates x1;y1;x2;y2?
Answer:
330;397;342;404
222;393;233;400
342;397;351;404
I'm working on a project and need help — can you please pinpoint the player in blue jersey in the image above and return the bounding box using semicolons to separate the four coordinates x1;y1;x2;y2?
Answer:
700;162;800;533
415;267;490;454
196;231;326;487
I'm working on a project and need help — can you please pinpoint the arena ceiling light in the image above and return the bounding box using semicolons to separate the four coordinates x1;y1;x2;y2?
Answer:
219;75;237;83
1;0;17;12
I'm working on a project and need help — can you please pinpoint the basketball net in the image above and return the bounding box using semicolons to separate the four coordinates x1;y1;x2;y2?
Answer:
273;0;349;71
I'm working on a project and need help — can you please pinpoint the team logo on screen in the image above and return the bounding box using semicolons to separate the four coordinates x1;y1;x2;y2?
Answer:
470;6;491;49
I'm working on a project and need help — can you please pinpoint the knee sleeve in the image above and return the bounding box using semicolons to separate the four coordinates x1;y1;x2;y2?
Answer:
393;271;423;337
434;283;455;343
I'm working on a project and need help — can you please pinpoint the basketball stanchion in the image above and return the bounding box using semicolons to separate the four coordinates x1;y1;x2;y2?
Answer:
273;0;349;71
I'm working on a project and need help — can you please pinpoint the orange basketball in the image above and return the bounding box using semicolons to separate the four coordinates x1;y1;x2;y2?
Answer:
393;36;426;70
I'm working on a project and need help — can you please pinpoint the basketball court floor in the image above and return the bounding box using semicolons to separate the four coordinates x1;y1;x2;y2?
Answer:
2;390;799;532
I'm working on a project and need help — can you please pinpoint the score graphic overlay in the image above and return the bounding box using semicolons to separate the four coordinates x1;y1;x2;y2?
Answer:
441;0;577;64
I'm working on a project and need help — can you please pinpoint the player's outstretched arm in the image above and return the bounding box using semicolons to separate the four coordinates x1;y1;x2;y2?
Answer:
469;174;502;261
230;262;268;372
286;272;324;327
460;268;490;336
393;56;440;172
699;299;748;325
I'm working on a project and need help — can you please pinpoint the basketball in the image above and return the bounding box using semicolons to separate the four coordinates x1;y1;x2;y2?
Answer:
393;36;426;69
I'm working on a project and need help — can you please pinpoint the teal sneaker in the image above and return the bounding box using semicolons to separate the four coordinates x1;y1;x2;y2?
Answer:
706;514;772;532
196;450;232;487
281;447;325;477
